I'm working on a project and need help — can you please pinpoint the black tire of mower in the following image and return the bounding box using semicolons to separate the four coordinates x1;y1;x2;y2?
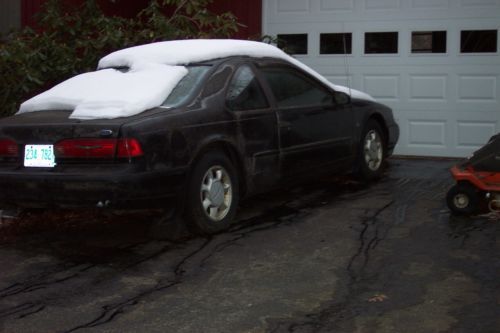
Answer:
446;183;479;216
356;120;386;181
184;151;239;235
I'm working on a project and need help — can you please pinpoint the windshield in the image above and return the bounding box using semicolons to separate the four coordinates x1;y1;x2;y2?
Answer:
162;66;211;108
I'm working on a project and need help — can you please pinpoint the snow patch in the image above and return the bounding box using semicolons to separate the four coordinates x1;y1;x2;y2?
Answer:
100;39;375;103
19;39;375;120
19;64;188;120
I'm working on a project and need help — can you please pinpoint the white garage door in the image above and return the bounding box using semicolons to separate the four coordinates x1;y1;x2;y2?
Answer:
263;0;500;157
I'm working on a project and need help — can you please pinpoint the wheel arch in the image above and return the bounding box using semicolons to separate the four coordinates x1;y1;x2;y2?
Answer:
457;180;475;187
366;113;389;154
189;138;247;197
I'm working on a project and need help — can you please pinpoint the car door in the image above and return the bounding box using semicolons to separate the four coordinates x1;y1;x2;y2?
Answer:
258;64;354;177
225;63;281;193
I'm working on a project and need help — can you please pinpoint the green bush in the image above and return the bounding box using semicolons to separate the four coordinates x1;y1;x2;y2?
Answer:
0;0;239;118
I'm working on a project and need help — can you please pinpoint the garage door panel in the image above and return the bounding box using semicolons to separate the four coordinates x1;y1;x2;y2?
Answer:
362;75;400;100
408;120;447;148
458;75;497;102
411;0;450;9
452;104;499;114
409;75;448;101
277;0;310;12
460;0;499;7
457;122;497;148
365;0;400;10
320;0;354;11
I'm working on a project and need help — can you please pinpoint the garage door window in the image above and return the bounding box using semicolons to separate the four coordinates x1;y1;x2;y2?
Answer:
460;30;498;53
320;33;352;54
277;34;308;55
412;31;447;53
365;32;398;54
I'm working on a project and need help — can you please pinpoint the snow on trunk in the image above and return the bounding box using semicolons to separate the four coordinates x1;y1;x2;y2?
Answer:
19;64;188;120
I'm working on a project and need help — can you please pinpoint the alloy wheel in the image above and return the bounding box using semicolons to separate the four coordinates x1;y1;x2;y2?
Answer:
364;130;383;171
200;165;233;222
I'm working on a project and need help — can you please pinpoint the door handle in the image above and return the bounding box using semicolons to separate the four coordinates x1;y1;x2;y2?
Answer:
280;121;292;130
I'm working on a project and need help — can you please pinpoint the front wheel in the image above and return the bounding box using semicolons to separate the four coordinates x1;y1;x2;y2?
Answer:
185;152;239;235
446;183;479;216
356;120;386;181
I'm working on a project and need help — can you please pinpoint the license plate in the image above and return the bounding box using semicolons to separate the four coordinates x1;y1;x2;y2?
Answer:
24;144;56;168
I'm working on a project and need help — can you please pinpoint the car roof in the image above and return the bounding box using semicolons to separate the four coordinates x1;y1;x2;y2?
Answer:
98;40;293;69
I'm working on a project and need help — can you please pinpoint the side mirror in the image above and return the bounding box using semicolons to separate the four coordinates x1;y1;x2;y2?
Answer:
333;91;350;105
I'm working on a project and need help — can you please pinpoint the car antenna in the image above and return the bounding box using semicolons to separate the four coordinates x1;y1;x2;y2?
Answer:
342;22;352;98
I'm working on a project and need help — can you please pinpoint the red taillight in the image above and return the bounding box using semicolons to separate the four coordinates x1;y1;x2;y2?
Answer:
116;138;143;158
0;139;18;157
55;138;143;159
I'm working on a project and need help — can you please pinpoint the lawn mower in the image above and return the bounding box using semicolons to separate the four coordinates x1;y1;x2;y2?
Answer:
446;133;500;215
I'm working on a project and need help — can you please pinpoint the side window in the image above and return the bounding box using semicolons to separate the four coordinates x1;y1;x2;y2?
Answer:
260;67;333;108
226;66;269;111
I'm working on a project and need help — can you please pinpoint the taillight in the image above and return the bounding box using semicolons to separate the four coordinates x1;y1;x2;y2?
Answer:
0;139;18;157
55;138;143;159
116;138;143;158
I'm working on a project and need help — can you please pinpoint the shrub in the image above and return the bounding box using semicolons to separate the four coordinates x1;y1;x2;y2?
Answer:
0;0;239;117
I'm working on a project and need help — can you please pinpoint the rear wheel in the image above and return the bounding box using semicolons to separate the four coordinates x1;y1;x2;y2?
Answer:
357;120;386;180
185;152;239;235
446;183;479;216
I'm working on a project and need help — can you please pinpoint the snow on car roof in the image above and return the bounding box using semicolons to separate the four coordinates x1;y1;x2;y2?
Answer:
18;39;374;120
99;39;375;102
99;39;289;68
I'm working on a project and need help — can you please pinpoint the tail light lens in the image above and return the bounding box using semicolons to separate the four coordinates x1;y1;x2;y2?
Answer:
55;138;143;159
116;138;143;158
0;139;19;157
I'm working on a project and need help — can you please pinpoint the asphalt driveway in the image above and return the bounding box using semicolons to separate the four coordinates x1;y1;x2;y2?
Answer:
0;158;498;333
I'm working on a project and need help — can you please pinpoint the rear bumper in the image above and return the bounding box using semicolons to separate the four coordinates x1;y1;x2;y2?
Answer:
0;166;187;209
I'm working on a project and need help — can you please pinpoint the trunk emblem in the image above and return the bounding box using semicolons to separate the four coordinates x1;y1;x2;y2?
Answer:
99;129;114;137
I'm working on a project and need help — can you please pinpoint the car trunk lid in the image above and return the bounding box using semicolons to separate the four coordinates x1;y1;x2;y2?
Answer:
0;111;126;141
0;110;137;165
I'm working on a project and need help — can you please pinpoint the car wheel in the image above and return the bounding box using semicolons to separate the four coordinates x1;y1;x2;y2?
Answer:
357;120;386;180
446;183;479;216
185;151;239;235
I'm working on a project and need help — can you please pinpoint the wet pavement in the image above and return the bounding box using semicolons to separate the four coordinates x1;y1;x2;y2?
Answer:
0;158;498;333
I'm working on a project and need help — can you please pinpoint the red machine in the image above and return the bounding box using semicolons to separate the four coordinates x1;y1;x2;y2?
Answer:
447;134;500;215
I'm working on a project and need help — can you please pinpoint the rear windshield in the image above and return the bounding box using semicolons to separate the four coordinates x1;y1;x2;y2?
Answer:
162;66;211;107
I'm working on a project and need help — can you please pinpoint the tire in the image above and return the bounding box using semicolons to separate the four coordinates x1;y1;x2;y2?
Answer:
446;183;479;216
356;120;386;181
184;151;239;235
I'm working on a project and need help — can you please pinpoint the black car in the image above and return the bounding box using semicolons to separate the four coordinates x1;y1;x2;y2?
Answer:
0;41;399;234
